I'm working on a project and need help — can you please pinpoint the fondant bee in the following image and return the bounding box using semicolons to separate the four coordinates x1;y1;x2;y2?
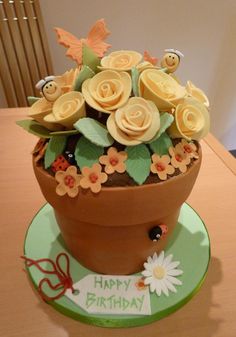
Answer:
35;76;62;102
161;49;184;73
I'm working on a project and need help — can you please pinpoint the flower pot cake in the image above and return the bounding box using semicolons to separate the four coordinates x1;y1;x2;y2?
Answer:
18;19;210;275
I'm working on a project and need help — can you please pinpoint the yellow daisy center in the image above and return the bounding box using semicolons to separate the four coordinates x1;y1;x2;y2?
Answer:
153;266;165;279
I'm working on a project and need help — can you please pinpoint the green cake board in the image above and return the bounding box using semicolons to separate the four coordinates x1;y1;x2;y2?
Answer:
23;203;210;328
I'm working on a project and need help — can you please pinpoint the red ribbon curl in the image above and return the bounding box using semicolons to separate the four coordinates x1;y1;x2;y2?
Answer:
21;252;75;301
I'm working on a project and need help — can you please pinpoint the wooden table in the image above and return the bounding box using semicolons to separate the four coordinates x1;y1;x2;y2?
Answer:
1;108;236;337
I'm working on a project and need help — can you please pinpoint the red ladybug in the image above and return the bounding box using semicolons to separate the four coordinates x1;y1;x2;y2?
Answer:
51;155;70;173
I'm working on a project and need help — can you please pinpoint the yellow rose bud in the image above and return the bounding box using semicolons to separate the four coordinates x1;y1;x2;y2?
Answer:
100;50;142;71
168;97;210;141
186;81;210;108
44;91;86;129
139;69;186;111
82;70;132;114
107;97;160;145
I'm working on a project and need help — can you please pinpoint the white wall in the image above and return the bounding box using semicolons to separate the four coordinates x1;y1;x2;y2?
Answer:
1;0;236;150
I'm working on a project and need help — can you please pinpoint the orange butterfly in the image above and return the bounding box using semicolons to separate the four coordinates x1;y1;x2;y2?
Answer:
55;19;111;66
143;50;158;66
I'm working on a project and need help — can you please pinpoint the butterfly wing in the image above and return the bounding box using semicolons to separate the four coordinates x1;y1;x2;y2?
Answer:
54;27;84;65
144;50;158;66
86;19;111;57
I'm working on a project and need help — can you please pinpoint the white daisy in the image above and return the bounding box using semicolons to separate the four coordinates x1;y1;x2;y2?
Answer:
141;251;183;297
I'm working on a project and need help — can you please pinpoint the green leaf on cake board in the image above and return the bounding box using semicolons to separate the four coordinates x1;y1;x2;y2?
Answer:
44;135;67;169
82;44;101;73
148;112;174;142
73;65;95;91
74;136;104;169
74;117;114;147
131;67;140;97
125;144;151;185
16;119;51;138
50;129;80;136
149;132;173;155
27;96;40;106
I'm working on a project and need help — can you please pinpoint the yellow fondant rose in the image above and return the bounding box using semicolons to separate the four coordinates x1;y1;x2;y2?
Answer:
139;69;187;111
100;50;142;71
82;70;132;113
136;61;159;73
168;97;210;141
186;81;210;108
28;98;62;131
107;97;160;145
44;91;86;129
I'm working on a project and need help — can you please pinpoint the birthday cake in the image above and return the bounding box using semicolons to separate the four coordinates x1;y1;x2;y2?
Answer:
18;19;210;277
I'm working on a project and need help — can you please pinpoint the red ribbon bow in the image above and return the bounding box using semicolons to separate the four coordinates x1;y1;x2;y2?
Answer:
21;252;75;301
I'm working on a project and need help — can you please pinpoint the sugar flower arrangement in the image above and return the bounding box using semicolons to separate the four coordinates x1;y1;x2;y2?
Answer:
17;19;210;196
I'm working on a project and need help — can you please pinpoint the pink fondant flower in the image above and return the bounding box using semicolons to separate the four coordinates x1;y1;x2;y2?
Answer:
55;166;81;198
80;163;108;193
169;143;191;173
180;139;199;159
99;147;127;174
150;154;175;180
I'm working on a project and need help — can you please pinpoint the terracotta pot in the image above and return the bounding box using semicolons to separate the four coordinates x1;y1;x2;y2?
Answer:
33;146;201;275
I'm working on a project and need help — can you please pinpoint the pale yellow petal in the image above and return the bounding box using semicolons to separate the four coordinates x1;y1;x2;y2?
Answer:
67;186;79;198
56;183;66;196
107;113;141;146
55;171;65;183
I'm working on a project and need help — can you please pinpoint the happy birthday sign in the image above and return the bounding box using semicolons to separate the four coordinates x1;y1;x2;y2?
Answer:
65;274;151;315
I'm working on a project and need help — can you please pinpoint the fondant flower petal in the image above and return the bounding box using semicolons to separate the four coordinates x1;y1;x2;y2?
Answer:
67;186;79;198
55;171;65;183
56;183;66;196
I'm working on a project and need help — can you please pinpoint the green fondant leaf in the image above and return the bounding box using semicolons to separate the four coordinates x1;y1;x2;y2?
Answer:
74;117;114;147
149;132;173;155
149;112;174;142
44;136;67;169
82;44;100;73
73;65;95;91
50;129;80;136
27;96;40;106
16;119;51;138
74;136;104;169
131;67;140;96
125;144;151;185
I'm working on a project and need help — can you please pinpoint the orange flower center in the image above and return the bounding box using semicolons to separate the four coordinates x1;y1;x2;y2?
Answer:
89;173;99;183
64;175;75;188
175;154;183;162
109;156;119;166
155;162;165;171
183;145;192;153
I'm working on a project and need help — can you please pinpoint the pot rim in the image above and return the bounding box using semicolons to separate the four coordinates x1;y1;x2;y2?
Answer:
33;143;202;193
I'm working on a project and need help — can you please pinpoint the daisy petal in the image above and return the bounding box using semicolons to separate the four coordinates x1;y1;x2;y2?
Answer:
154;281;162;296
156;251;165;265
160;280;169;297
166;275;182;286
166;261;180;271
150;281;156;293
147;256;153;264
144;276;153;285
144;262;153;271
153;252;158;262
162;254;173;267
167;268;183;276
141;270;152;277
164;278;177;293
